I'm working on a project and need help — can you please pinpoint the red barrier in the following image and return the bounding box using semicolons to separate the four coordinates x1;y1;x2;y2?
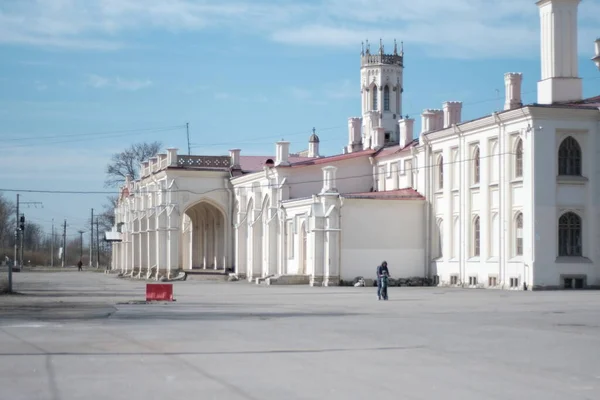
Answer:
146;284;174;301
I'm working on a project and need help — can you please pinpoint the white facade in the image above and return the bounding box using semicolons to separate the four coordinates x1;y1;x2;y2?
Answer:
111;0;599;290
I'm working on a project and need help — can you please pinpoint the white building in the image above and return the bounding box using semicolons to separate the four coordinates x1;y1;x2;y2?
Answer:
111;0;599;290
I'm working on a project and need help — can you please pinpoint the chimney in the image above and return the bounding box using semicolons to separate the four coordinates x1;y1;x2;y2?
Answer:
398;118;415;148
593;38;600;70
433;110;444;131
347;117;362;153
150;157;158;173
229;149;241;168
308;129;320;158
443;101;462;127
321;166;338;194
167;148;178;167
504;73;523;110
421;109;437;133
142;161;149;177
275;141;290;166
373;127;386;149
537;0;582;104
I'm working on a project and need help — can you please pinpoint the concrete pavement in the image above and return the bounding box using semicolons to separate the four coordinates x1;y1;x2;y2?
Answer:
1;271;599;399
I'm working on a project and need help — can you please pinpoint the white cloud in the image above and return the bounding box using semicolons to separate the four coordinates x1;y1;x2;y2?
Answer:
85;74;153;91
0;0;597;59
289;87;312;101
34;81;48;91
214;92;269;102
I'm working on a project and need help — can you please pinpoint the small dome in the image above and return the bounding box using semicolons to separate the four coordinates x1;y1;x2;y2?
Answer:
309;128;320;143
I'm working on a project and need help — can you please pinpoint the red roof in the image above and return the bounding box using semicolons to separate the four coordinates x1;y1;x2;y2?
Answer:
288;149;376;168
341;188;424;200
562;95;600;109
239;155;314;172
374;140;418;158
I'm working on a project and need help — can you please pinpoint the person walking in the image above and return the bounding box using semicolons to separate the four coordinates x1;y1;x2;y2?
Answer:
77;260;83;271
376;261;390;300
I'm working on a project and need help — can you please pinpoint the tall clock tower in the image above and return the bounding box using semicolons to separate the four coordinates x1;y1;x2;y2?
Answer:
360;39;404;149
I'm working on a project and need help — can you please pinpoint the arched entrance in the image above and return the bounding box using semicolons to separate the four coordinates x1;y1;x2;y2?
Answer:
182;201;227;270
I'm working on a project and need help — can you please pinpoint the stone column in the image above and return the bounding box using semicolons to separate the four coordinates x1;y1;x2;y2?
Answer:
156;217;167;277
322;195;340;286
203;219;208;269
213;218;218;269
310;213;325;287
234;211;247;279
167;215;180;274
266;207;278;276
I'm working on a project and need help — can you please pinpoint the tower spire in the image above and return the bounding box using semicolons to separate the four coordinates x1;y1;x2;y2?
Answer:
393;39;398;55
361;41;364;56
379;38;384;55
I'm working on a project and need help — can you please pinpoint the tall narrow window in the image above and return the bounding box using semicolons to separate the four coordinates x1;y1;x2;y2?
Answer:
515;139;523;178
515;212;523;256
473;216;481;257
436;219;444;258
372;85;378;111
438;155;444;190
558;137;581;176
558;212;582;256
473;146;480;184
384;85;390;111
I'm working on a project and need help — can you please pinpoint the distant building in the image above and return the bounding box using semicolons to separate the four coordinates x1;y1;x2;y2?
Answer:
111;0;599;290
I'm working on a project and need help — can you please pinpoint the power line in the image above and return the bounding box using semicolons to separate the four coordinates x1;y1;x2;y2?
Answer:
0;148;519;195
1;124;186;143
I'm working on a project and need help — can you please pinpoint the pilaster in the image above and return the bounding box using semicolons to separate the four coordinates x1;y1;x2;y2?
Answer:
480;140;490;263
167;215;180;273
309;208;325;287
234;211;247;279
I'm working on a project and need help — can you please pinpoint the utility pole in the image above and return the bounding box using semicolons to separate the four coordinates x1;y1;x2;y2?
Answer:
78;230;85;261
186;122;191;155
62;220;67;268
8;194;19;292
50;219;54;267
89;208;94;267
96;217;100;269
19;214;24;268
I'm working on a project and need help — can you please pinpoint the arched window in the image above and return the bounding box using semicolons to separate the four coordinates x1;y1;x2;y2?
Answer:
383;85;390;111
473;146;480;184
438;155;444;190
436;219;444;258
473;216;481;257
558;137;581;176
515;139;523;178
558;212;582;256
515;212;523;256
372;85;378;111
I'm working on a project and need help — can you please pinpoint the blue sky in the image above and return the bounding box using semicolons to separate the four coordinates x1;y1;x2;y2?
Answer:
0;0;599;239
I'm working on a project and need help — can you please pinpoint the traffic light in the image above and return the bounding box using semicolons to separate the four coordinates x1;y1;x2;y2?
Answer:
19;215;25;231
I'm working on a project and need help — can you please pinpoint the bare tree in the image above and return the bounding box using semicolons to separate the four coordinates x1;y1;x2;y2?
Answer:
0;194;15;249
104;141;162;187
97;195;118;232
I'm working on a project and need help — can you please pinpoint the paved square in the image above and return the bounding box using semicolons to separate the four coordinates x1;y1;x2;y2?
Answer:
1;271;599;400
